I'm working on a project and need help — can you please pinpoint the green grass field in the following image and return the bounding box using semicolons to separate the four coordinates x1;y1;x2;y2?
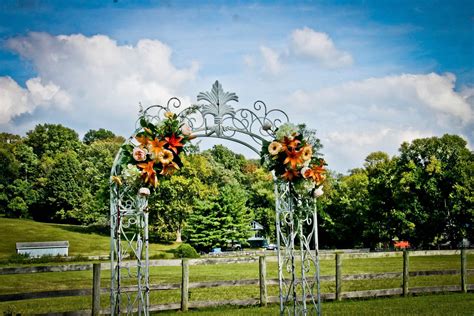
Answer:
155;293;474;315
0;218;472;314
0;218;177;260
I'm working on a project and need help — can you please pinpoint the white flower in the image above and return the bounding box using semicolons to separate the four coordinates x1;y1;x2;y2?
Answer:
132;147;147;161
313;185;324;198
138;187;151;196
180;124;192;136
123;164;141;182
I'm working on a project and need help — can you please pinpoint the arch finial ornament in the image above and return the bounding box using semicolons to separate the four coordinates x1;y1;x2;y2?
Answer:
110;81;323;316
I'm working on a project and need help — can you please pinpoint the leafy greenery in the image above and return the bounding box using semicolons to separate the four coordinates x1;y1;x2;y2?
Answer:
184;184;253;252
173;243;200;258
0;123;472;250
319;135;473;249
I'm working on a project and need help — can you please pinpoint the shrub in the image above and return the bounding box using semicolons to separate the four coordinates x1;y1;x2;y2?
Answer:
174;243;200;258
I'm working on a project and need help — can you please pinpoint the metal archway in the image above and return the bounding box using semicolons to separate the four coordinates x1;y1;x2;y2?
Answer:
109;81;322;315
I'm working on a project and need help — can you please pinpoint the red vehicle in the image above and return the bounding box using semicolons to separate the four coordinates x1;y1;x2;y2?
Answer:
394;240;410;249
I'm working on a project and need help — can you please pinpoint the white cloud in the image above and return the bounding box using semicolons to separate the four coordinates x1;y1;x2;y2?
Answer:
259;45;282;75
0;76;71;124
288;72;473;172
2;32;199;134
291;27;353;68
0;77;30;125
292;72;473;124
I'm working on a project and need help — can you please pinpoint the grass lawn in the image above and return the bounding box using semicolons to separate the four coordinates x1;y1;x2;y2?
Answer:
0;254;472;314
0;218;472;314
0;218;178;260
1;292;472;315
154;293;474;315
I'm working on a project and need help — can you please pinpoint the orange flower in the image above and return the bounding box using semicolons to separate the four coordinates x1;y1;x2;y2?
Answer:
281;137;301;152
283;149;304;169
148;138;167;160
310;164;326;185
281;169;299;181
164;134;184;154
302;167;314;179
137;160;158;187
160;161;180;176
135;134;150;147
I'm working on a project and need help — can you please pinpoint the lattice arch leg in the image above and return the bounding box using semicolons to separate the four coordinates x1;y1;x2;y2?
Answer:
275;181;322;316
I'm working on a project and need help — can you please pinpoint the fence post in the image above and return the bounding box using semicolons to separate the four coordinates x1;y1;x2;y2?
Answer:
335;253;342;301
259;256;267;306
92;263;101;315
181;259;189;311
402;250;409;297
461;248;467;293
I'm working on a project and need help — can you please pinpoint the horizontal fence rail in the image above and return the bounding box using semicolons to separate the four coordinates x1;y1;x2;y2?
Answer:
0;249;472;314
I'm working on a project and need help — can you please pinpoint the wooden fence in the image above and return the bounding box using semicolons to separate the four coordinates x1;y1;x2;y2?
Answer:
0;250;472;315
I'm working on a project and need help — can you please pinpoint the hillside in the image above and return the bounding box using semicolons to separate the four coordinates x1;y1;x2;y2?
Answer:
0;218;176;259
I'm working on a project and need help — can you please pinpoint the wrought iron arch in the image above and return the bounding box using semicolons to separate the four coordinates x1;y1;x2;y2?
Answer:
110;81;322;315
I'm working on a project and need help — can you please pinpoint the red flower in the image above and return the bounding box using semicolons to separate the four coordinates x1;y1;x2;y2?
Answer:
164;134;184;154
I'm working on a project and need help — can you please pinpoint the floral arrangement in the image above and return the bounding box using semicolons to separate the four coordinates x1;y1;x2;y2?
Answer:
113;111;194;189
261;123;326;196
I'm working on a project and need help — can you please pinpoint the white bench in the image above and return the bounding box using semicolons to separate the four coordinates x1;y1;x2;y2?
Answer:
16;241;69;258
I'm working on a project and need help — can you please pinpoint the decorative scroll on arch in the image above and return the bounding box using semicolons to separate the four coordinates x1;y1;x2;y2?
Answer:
110;81;322;316
137;80;290;153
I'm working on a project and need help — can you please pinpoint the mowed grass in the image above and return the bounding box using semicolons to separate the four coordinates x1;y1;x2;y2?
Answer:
0;218;472;314
0;218;178;260
155;293;474;315
1;292;472;315
0;253;473;314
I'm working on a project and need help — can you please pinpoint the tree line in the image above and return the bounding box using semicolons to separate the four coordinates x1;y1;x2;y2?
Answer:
0;124;472;251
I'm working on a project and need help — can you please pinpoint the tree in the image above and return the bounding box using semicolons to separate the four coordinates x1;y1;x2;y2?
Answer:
0;146;19;186
393;134;473;248
319;169;370;248
83;128;118;144
79;138;124;223
151;174;213;242
243;161;275;240
25;124;82;157
32;150;85;222
184;184;253;252
0;132;21;144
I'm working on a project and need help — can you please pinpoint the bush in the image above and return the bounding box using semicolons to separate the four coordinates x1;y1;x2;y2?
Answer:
2;253;89;265
174;243;200;258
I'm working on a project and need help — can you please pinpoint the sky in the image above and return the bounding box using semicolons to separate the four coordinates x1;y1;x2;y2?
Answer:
0;0;473;173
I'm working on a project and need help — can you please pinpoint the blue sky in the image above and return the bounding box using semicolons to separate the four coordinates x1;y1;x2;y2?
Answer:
0;0;472;173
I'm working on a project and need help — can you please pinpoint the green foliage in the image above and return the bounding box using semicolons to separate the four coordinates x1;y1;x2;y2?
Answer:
1;119;471;251
392;134;473;248
25;124;82;157
0;146;19;186
320;135;473;250
319;169;370;248
3;253;88;265
184;184;253;252
82;128;118;144
173;243;200;258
